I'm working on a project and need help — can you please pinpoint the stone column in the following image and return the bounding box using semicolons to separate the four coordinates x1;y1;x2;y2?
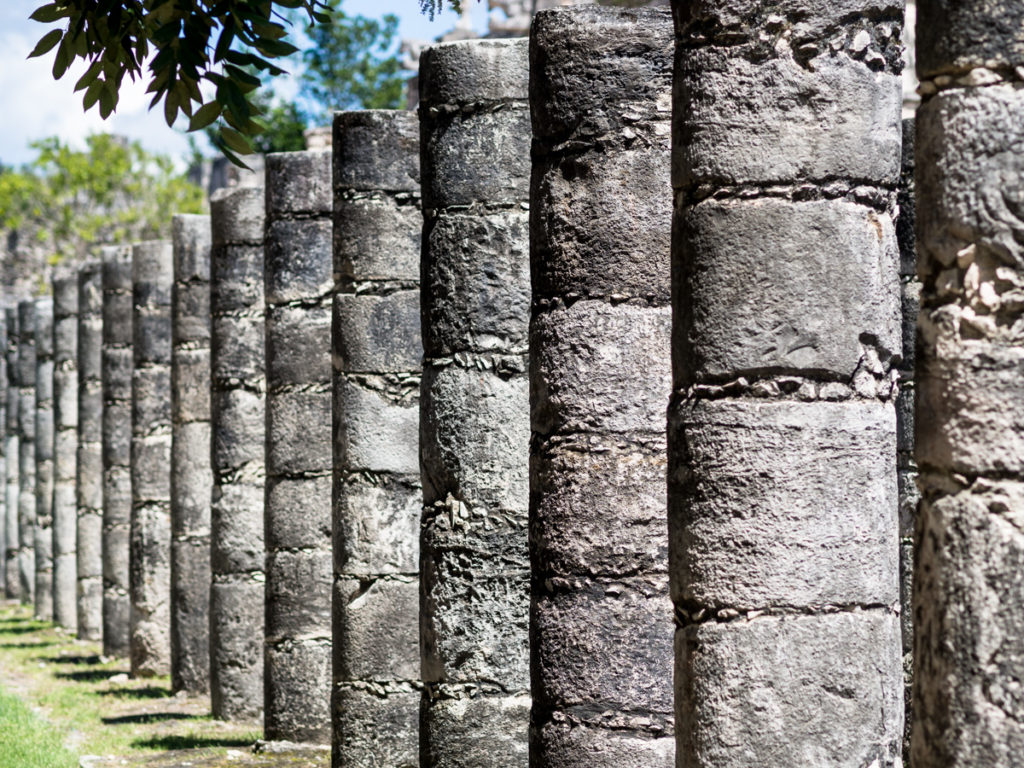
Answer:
331;110;421;768
418;38;531;766
53;272;79;631
17;299;37;606
671;2;905;765
529;9;674;765
171;214;212;694
35;297;55;621
4;307;18;602
264;150;333;743
102;247;133;657
130;240;173;677
0;310;8;600
77;260;104;641
913;4;1024;765
209;186;265;720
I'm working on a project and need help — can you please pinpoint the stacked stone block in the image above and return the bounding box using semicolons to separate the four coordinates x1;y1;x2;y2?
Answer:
0;310;9;600
332;110;422;767
130;240;174;677
53;273;79;631
913;4;1024;765
264;150;333;742
170;214;213;694
35;297;54;621
77;260;104;640
418;38;531;766
4;308;18;601
17;299;37;606
102;247;133;657
670;1;904;765
210;186;265;719
528;9;675;765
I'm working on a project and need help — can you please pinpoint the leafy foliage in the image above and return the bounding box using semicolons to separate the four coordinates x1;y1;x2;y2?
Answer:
0;134;204;263
27;0;332;166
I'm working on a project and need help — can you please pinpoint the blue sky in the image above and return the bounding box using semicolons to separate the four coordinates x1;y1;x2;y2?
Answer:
0;0;489;166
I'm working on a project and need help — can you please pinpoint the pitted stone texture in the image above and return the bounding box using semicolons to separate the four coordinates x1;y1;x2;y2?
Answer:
0;312;8;601
332;111;420;193
677;611;904;767
531;302;671;436
3;307;18;602
266;150;332;216
333;293;421;374
677;198;901;382
334;380;419;474
17;299;36;606
916;0;1024;76
419;39;529;107
264;220;333;305
266;305;331;389
669;399;899;611
102;248;133;657
34;297;54;621
331;686;419;768
210;185;265;720
170;214;212;694
265;640;332;743
266;389;331;475
332;577;419;682
333;474;420;576
530;720;675;768
422;694;531;768
333;195;421;284
52;273;79;631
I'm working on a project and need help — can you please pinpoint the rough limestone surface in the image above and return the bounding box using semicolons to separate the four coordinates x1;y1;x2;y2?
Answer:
130;240;173;678
4;308;19;602
102;246;133;657
529;9;675;766
263;150;332;743
332;109;421;768
0;310;8;600
671;1;905;765
52;273;79;631
418;37;531;768
210;186;265;720
34;297;54;621
912;10;1024;765
170;214;212;694
17;299;37;607
77;260;104;640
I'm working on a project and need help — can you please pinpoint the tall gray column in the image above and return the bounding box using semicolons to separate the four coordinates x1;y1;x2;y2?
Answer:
35;297;55;621
53;273;79;631
332;110;421;768
171;214;212;694
0;310;8;600
529;10;674;766
913;4;1024;765
17;299;37;606
102;247;133;657
418;38;531;766
209;186;265;720
77;260;104;641
130;240;173;677
264;150;332;743
671;2;904;765
4;307;19;602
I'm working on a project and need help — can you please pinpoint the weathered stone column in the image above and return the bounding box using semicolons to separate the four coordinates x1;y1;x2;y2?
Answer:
529;10;674;765
53;272;79;631
0;310;8;600
4;307;18;602
103;247;133;657
418;38;531;766
671;2;905;765
35;297;55;621
130;240;173;677
171;214;212;694
913;5;1024;765
264;150;332;743
17;299;37;606
210;186;265;719
77;260;104;641
332;110;421;767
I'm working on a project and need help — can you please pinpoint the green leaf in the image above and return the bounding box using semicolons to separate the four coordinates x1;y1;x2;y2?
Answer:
28;28;63;59
28;3;67;23
188;100;221;131
52;38;73;79
219;126;253;156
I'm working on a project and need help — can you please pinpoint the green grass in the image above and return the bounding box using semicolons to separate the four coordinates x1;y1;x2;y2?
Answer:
0;686;78;768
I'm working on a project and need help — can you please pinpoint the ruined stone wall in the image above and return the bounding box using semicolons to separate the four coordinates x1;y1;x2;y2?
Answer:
417;38;531;766
102;246;133;657
263;150;333;743
170;215;213;694
209;186;265;720
52;273;79;631
331;110;422;767
528;9;675;765
77;260;104;641
34;297;54;621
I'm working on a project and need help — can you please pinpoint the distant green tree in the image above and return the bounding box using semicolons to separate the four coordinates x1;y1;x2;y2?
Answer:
0;134;204;263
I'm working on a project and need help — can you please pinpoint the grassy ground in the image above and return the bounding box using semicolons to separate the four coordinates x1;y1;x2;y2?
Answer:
0;601;327;767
